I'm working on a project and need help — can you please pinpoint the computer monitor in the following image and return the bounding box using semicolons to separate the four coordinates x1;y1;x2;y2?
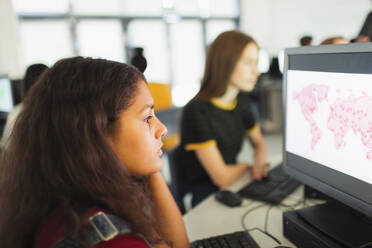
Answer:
283;43;372;244
0;75;14;116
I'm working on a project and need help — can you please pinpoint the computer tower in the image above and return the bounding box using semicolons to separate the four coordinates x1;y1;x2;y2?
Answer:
283;210;344;248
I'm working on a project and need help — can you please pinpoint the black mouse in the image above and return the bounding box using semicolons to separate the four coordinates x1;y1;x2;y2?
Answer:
259;174;271;182
215;190;242;207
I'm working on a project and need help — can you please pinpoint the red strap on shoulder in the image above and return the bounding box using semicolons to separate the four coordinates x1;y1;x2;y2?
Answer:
95;233;150;248
34;207;151;248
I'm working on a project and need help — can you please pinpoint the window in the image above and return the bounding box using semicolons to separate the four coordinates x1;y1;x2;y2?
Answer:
14;0;239;106
18;20;72;70
206;20;236;45
73;0;123;15
210;0;238;17
77;20;125;62
170;20;204;106
13;0;68;13
128;20;169;83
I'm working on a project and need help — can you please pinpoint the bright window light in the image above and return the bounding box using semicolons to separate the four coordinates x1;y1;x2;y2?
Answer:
206;20;235;45
128;20;169;83
18;20;72;71
278;50;284;73
77;20;125;62
258;49;270;73
170;20;204;106
13;0;68;13
172;83;200;107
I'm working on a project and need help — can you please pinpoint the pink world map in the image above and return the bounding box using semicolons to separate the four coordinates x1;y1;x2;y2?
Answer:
293;84;372;160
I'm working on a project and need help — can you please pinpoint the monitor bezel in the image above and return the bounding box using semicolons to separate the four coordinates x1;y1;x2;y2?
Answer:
0;74;14;118
282;42;372;219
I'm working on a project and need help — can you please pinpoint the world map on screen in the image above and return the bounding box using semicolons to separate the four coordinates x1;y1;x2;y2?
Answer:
293;84;372;160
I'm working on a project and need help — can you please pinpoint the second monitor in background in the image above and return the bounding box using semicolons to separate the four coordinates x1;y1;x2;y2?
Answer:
0;76;14;138
0;76;14;119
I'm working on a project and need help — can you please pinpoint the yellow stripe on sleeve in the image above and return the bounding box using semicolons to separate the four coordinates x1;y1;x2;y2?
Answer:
245;123;260;136
185;140;217;151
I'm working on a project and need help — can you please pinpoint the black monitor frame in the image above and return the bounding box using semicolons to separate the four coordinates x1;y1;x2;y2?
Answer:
282;42;372;220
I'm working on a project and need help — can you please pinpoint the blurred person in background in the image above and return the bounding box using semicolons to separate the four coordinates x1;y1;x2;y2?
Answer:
177;30;268;207
130;47;147;73
320;36;349;45
0;63;48;148
357;9;372;42
299;35;313;46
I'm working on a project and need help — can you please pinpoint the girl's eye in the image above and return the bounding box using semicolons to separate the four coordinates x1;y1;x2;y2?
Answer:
145;116;153;123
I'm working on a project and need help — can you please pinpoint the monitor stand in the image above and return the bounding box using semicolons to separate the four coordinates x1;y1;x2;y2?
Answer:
297;201;372;247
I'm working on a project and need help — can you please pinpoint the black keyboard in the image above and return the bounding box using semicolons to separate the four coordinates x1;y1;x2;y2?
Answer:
191;231;260;248
238;164;301;205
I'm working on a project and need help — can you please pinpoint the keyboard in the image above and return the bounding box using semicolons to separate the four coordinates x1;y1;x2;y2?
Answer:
238;164;301;205
191;231;260;248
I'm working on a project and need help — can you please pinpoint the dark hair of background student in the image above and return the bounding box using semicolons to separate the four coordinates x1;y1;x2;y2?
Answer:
21;63;48;99
195;30;258;100
0;57;165;247
299;35;313;46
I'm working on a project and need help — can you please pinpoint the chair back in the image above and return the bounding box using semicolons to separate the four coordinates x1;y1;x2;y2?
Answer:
147;82;172;112
148;82;180;150
167;146;187;214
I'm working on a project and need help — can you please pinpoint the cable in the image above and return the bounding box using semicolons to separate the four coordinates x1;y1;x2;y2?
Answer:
264;205;274;232
240;203;266;230
360;241;372;248
240;203;281;245
245;227;281;245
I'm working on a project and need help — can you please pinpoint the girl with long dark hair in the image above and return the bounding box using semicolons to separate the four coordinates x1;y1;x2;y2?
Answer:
0;57;189;248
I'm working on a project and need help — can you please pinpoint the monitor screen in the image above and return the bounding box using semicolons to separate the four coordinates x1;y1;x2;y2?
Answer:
283;43;372;219
0;76;14;113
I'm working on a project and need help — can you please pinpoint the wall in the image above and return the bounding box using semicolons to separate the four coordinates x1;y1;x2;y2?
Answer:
241;0;371;56
0;0;21;78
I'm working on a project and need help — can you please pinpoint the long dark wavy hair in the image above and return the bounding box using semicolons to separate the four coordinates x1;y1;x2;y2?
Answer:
0;57;165;247
195;30;257;100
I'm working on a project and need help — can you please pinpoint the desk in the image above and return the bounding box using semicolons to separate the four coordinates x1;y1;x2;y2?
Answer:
183;134;313;247
183;175;305;247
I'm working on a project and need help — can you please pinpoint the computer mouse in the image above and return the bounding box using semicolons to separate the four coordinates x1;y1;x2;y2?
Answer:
214;190;242;207
261;174;271;181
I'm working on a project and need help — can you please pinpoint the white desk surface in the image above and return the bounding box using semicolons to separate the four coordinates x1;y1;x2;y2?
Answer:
182;134;316;247
183;171;306;247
